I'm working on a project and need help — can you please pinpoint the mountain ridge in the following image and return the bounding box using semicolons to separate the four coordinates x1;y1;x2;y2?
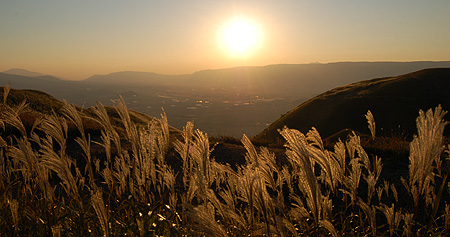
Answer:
84;71;186;85
2;68;47;77
4;61;450;82
3;61;450;137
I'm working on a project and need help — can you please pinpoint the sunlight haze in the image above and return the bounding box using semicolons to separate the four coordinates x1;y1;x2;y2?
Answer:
220;16;262;57
1;0;450;80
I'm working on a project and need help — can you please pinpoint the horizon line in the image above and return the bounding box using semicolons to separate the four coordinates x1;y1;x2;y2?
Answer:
2;60;450;81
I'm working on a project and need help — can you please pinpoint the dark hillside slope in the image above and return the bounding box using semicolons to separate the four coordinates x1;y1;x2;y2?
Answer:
0;87;181;138
1;88;64;113
255;68;450;142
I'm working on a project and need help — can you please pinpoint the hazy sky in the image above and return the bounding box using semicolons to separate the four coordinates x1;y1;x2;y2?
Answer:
1;0;450;80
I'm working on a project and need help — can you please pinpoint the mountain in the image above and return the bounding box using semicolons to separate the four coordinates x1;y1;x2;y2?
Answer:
2;68;47;77
254;68;450;143
0;72;81;99
186;62;450;96
84;71;185;85
3;61;450;137
83;61;450;97
0;72;65;84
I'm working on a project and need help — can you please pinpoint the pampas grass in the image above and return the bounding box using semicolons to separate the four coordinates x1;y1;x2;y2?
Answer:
403;105;448;228
91;187;109;237
1;85;450;236
366;110;376;139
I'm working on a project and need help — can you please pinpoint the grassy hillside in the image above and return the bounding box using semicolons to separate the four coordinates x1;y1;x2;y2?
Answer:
255;68;450;143
0;86;180;144
1;81;450;235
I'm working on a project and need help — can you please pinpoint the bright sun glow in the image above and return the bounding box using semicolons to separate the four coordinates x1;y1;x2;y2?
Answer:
221;17;261;57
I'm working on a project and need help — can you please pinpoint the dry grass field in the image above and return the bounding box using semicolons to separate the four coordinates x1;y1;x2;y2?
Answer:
1;84;450;236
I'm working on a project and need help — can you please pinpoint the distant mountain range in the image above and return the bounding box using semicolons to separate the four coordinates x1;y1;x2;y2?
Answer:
2;61;450;137
2;68;66;80
255;68;450;143
76;61;450;96
2;68;48;77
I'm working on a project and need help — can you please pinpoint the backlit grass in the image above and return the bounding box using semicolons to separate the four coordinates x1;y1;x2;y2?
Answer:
1;84;449;236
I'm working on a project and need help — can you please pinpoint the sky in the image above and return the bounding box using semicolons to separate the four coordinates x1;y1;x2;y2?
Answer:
1;0;450;80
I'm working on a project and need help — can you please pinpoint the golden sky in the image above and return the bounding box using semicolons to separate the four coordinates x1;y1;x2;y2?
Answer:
1;0;450;80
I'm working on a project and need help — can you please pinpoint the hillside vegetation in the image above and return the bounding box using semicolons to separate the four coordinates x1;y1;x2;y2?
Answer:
1;84;450;236
0;86;180;136
256;68;450;144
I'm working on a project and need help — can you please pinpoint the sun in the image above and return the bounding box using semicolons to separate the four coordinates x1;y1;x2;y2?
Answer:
220;17;261;57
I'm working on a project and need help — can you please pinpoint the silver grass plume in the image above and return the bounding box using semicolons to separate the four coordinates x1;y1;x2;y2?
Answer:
1;99;28;138
38;113;80;202
101;166;114;192
407;105;448;209
242;134;278;190
187;129;213;203
137;122;159;195
357;198;377;237
62;101;95;184
155;109;169;162
7;138;38;189
377;203;401;237
364;155;382;204
173;121;194;188
112;152;131;197
390;183;398;203
279;127;330;233
114;96;134;141
306;128;336;191
62;100;84;137
91;188;109;237
91;102;122;156
376;186;384;203
186;202;228;237
235;168;258;233
37;112;68;156
343;155;362;205
319;219;338;237
7;137;53;201
342;132;369;205
402;212;414;237
114;97;142;178
241;134;289;235
40;134;80;203
366;110;376;139
3;82;10;105
383;181;390;197
331;140;346;187
0;82;28;137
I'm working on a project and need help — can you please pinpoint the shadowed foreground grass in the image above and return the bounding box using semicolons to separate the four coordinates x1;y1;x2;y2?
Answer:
1;85;450;236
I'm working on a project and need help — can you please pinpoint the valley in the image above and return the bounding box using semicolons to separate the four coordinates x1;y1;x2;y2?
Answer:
2;61;450;137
